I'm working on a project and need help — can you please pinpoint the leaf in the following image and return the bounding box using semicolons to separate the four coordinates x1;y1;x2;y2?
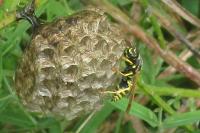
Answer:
0;103;37;128
140;45;162;84
0;78;37;129
122;121;136;133
114;112;124;133
68;0;84;11
0;95;14;113
138;81;175;115
1;0;20;12
80;103;115;133
140;83;200;98
38;117;62;133
163;110;200;128
110;98;158;127
3;54;19;71
1;22;29;56
109;0;132;6
116;0;132;6
0;55;2;89
181;0;199;17
45;0;72;21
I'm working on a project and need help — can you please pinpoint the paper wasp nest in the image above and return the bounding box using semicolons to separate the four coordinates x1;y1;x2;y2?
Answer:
15;9;128;121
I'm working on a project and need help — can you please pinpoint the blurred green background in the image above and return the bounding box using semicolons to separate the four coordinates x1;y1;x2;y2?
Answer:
0;0;200;132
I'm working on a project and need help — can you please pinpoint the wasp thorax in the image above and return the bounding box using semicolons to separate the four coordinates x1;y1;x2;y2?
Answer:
15;9;131;121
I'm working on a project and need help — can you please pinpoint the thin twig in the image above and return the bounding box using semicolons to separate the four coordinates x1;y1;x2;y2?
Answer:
164;22;200;59
158;50;192;79
161;0;200;28
141;0;200;59
168;30;200;50
131;0;142;23
158;32;200;79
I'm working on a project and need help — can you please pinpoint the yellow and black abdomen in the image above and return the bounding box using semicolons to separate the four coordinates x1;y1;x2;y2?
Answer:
112;77;131;101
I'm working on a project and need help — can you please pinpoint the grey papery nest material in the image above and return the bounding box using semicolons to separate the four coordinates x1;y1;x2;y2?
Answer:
15;9;131;121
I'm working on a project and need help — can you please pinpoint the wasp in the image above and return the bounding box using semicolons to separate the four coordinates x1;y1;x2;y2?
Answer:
103;46;142;112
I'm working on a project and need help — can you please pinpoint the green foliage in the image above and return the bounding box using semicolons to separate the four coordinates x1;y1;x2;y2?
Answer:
110;99;158;127
80;103;115;133
180;0;199;17
163;110;200;128
0;0;200;132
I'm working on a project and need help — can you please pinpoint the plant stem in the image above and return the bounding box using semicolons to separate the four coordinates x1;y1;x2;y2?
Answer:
138;81;175;115
140;84;200;98
114;112;124;133
150;16;166;49
140;0;166;49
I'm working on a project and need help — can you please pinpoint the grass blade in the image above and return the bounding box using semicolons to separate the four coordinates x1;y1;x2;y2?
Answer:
80;103;115;133
163;110;200;128
110;98;158;127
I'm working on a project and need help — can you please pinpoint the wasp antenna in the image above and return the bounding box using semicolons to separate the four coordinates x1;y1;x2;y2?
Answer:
16;0;40;31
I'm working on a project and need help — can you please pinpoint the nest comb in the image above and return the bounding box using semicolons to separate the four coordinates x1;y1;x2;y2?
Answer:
15;9;130;121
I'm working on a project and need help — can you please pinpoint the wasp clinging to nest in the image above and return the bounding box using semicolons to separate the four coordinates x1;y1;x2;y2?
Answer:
103;46;142;113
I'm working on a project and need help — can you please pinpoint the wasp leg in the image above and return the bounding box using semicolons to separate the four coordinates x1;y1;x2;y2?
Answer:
121;56;137;69
112;67;133;77
101;87;130;94
101;87;130;101
112;90;127;101
121;56;133;65
118;71;133;77
113;95;121;101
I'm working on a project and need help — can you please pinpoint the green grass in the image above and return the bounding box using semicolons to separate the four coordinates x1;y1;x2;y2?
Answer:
0;0;200;132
